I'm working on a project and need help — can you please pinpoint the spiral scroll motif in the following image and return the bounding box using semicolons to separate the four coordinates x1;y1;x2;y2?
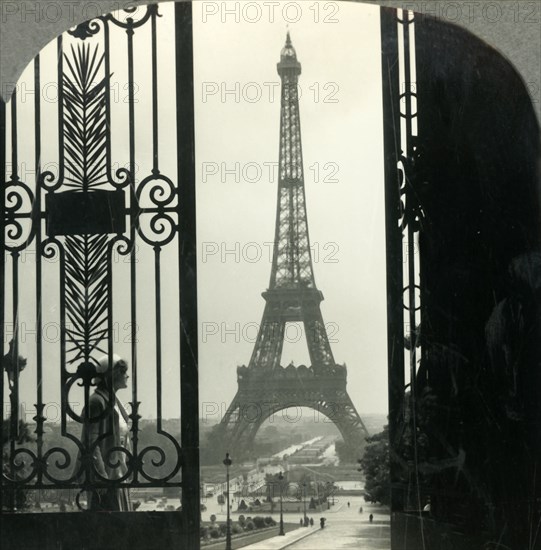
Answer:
136;173;178;247
4;179;35;252
105;5;158;30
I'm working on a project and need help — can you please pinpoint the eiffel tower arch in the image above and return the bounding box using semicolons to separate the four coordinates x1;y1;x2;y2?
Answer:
220;34;369;458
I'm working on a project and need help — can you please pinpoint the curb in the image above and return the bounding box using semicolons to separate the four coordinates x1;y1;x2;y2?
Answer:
243;527;319;550
280;528;319;550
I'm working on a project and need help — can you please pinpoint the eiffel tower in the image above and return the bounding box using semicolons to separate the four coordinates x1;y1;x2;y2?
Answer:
220;33;369;457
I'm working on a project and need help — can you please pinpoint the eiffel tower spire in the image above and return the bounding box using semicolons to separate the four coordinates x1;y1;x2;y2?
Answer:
271;31;313;289
220;34;368;457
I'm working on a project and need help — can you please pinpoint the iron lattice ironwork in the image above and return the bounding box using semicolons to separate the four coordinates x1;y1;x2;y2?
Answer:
221;34;369;455
0;5;198;541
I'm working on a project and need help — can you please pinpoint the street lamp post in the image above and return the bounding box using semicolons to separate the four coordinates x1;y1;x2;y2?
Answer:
314;474;319;511
278;472;285;536
223;453;233;550
302;481;307;526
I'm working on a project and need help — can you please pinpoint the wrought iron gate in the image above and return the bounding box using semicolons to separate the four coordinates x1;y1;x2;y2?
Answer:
1;3;198;549
383;5;541;548
381;4;422;513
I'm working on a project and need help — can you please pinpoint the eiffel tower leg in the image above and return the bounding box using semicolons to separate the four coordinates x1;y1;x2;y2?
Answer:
242;414;266;451
341;392;370;440
318;393;369;455
249;307;285;369
303;306;334;369
220;391;266;458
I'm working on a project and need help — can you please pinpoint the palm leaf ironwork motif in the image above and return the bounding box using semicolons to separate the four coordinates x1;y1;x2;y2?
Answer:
62;43;111;364
64;234;109;363
63;44;108;191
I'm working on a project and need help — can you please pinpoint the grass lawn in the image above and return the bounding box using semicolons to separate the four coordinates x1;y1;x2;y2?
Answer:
203;522;301;550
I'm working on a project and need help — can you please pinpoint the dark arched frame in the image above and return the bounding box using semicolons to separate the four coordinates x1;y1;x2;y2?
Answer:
383;7;541;549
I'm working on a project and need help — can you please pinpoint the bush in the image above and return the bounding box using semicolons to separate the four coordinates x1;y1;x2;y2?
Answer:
238;499;248;511
209;528;220;539
219;523;227;535
264;516;276;526
245;521;255;531
200;526;209;539
238;514;246;525
232;523;243;534
253;516;266;529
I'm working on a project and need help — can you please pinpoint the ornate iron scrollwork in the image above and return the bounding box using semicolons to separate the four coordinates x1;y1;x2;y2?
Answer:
2;3;183;510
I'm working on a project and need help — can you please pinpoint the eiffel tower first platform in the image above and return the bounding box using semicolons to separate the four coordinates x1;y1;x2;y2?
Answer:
220;34;370;457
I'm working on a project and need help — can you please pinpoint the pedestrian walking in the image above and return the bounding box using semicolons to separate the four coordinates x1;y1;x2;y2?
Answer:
359;506;363;513
310;518;314;526
369;513;373;523
347;501;350;508
320;517;326;529
300;517;303;526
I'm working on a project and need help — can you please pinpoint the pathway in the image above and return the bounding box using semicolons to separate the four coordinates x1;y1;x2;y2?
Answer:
242;496;390;550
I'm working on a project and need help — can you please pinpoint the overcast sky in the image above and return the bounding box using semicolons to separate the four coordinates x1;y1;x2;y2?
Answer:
4;1;387;427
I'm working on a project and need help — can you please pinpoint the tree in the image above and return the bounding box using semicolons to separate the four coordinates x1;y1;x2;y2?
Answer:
334;439;358;464
358;425;390;506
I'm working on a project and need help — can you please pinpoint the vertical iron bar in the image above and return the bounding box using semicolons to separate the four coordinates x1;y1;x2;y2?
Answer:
34;54;44;486
381;5;405;527
152;9;162;435
10;251;19;511
9;90;20;513
401;10;426;544
57;35;69;442
154;246;162;431
10;91;18;182
102;18;124;474
151;8;159;175
176;2;199;547
56;36;65;187
0;97;5;516
103;20;115;184
127;21;139;420
105;237;120;487
403;11;418;399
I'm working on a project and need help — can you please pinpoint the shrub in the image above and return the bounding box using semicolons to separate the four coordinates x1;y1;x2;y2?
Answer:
245;521;255;531
200;526;209;539
219;523;227;535
253;516;266;529
209;529;220;539
232;523;243;534
238;499;248;511
264;516;275;526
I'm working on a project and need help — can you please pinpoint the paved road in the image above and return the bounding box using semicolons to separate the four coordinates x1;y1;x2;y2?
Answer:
287;496;390;550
